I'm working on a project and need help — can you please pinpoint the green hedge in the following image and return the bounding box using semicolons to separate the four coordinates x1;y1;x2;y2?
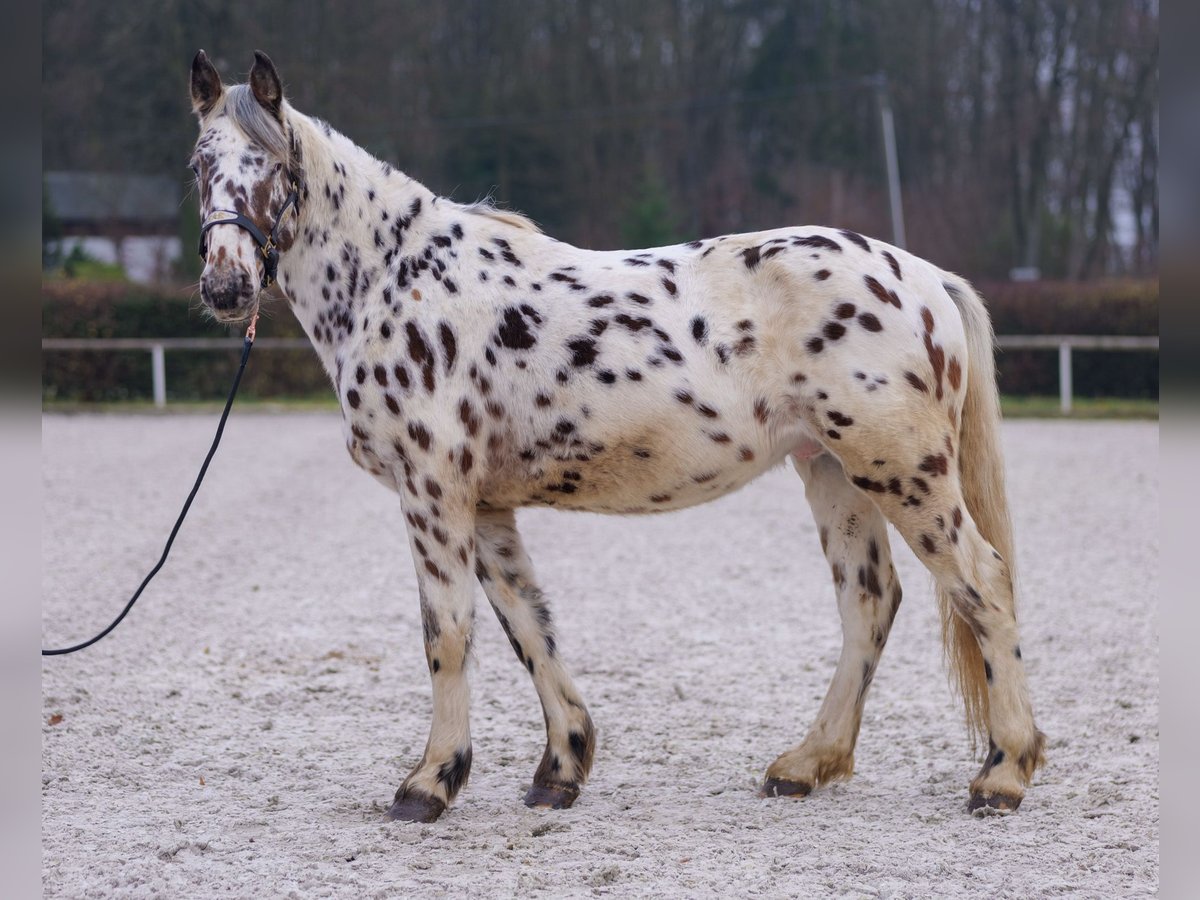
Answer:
42;277;1158;402
41;281;328;402
978;279;1158;398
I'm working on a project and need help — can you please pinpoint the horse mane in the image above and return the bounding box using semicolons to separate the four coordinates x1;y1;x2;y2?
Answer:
207;84;291;163
458;201;542;234
211;89;540;234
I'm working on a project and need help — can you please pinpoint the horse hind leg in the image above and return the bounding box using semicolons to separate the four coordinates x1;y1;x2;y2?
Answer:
763;451;903;798
839;448;1044;812
474;509;595;809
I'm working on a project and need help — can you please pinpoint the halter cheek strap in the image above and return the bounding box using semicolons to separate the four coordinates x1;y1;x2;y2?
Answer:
198;184;299;289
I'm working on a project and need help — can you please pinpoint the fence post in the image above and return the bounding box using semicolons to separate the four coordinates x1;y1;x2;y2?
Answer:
1058;341;1072;415
151;344;166;408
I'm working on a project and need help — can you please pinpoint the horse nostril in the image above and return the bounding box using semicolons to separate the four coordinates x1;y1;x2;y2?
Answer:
201;267;254;310
202;279;240;310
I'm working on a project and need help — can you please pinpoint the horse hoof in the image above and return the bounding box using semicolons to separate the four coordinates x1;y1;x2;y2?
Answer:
760;777;812;799
524;783;580;809
386;791;447;823
967;791;1022;815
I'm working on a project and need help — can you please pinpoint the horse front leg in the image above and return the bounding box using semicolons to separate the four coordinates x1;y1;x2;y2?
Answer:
386;494;478;823
475;508;596;809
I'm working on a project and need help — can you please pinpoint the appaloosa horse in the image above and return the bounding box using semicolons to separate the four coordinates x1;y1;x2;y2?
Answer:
189;50;1043;822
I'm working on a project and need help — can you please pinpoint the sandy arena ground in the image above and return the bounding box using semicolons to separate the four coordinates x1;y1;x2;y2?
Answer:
42;415;1158;897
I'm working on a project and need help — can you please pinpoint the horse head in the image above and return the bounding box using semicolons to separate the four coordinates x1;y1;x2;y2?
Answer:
189;50;301;321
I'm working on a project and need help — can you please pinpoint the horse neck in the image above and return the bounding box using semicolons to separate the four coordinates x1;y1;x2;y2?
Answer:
278;118;437;371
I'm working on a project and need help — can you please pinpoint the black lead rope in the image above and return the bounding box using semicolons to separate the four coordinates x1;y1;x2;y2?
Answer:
42;329;256;656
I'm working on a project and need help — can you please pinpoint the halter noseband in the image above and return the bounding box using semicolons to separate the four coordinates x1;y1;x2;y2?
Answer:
198;183;299;289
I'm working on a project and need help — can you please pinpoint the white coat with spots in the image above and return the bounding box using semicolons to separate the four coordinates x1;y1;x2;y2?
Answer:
189;51;1044;823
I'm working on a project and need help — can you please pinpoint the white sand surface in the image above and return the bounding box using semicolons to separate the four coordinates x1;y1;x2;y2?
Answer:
42;415;1158;897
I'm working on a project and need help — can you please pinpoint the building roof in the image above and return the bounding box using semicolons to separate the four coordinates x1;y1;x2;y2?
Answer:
45;171;181;225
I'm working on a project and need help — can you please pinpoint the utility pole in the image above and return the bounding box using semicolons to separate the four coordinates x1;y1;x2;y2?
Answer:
874;73;907;250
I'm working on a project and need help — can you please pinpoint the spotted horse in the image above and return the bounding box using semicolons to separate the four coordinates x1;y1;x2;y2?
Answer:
189;51;1044;823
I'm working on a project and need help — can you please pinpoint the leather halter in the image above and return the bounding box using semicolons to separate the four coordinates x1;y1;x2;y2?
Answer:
198;183;299;289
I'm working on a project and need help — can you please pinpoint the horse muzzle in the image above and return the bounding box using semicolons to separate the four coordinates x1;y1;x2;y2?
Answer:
201;264;258;321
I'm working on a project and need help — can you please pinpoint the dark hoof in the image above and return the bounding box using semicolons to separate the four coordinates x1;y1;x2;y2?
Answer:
386;790;447;823
524;783;580;809
761;777;812;799
968;791;1022;814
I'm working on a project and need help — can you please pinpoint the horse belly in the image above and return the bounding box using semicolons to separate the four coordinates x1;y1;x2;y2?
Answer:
480;409;803;515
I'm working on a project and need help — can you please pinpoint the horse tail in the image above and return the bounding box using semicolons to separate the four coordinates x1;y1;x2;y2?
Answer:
941;275;1015;747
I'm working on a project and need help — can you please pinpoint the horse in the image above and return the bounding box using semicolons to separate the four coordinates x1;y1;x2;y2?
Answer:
188;50;1044;823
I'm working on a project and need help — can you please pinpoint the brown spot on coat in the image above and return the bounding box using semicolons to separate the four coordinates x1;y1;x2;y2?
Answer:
947;356;962;391
924;331;946;400
864;275;902;309
408;422;433;451
823;321;847;341
794;235;842;252
863;566;882;598
919;454;949;476
840;230;871;252
858;312;883;332
852;476;886;493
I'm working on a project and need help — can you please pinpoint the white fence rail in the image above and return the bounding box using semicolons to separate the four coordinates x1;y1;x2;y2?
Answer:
42;337;310;408
994;335;1158;413
43;334;1158;413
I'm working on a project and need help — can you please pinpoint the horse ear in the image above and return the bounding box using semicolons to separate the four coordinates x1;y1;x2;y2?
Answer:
190;50;223;117
249;50;284;120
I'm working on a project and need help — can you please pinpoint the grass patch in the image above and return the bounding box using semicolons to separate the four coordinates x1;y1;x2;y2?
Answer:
43;394;341;415
45;394;1158;420
1000;395;1158;419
